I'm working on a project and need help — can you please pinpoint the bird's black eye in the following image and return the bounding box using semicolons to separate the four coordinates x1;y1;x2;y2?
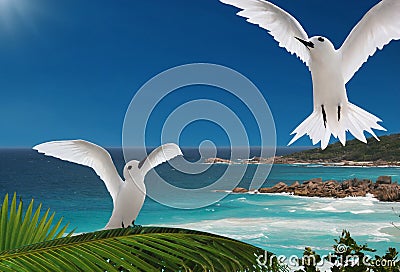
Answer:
318;37;324;42
128;166;132;170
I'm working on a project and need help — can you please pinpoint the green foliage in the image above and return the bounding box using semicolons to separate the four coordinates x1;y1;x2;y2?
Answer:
295;230;400;272
0;193;285;271
0;227;285;271
372;248;400;272
286;133;400;163
0;193;72;252
329;230;376;272
295;247;321;272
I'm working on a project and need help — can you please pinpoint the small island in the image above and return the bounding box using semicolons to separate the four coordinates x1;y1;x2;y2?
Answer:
281;133;400;166
205;133;400;166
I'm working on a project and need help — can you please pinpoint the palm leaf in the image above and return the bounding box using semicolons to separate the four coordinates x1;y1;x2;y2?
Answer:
0;193;286;271
0;227;286;271
0;193;72;252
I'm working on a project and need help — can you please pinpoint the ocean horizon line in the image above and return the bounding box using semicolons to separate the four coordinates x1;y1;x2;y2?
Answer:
0;145;314;150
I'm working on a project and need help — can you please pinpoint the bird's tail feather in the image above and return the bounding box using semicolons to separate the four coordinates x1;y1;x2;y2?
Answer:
288;102;386;150
288;110;331;149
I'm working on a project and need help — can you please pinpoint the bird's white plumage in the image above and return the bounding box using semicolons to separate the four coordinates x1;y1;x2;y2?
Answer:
340;0;400;84
34;140;183;229
221;0;397;149
138;143;183;176
33;140;122;203
220;0;311;65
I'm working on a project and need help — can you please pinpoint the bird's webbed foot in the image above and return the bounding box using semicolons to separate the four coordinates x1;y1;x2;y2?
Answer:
131;220;141;228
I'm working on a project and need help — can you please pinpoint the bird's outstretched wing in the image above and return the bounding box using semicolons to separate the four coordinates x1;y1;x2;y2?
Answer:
340;0;400;84
220;0;311;65
138;143;183;176
33;140;123;203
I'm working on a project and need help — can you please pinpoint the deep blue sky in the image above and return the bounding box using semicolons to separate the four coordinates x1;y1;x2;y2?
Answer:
0;0;399;147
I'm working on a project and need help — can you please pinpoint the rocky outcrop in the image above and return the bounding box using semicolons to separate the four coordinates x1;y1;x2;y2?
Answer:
373;184;400;201
259;182;288;193
232;187;248;193
376;176;392;184
232;177;400;202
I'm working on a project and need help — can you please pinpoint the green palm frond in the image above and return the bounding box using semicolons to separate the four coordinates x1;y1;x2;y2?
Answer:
0;193;286;271
0;193;72;252
0;227;285;271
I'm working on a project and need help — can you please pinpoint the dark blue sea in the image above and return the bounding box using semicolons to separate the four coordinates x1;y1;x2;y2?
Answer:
0;147;399;258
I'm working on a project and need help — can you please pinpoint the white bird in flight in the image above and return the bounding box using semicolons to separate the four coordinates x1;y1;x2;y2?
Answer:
220;0;400;149
33;140;183;229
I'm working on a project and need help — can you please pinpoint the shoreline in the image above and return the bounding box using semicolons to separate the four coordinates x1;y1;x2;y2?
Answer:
204;157;400;167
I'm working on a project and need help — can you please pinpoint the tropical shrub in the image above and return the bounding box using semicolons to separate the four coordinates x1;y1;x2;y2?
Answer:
295;230;399;272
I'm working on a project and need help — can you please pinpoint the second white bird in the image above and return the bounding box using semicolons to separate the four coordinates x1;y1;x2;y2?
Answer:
220;0;400;149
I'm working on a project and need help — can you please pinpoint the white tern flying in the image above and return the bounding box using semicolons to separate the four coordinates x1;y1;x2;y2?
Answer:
33;140;183;229
220;0;400;149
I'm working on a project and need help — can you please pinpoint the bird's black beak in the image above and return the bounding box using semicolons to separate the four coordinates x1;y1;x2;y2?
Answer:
295;37;314;49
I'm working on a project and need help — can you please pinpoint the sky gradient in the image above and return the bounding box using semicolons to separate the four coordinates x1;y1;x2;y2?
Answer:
0;0;399;147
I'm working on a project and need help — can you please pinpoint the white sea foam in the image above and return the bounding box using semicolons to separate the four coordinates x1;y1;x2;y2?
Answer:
160;217;395;247
287;193;384;215
277;244;331;251
154;192;400;257
257;192;380;202
367;236;391;242
304;203;375;214
229;232;269;240
258;192;293;196
319;206;339;212
350;209;375;214
211;189;231;193
304;164;324;167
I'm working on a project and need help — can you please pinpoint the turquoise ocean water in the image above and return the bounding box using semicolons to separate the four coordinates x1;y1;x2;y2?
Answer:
0;148;399;257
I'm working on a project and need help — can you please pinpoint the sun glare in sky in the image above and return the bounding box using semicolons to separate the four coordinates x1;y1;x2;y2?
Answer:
0;0;33;33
